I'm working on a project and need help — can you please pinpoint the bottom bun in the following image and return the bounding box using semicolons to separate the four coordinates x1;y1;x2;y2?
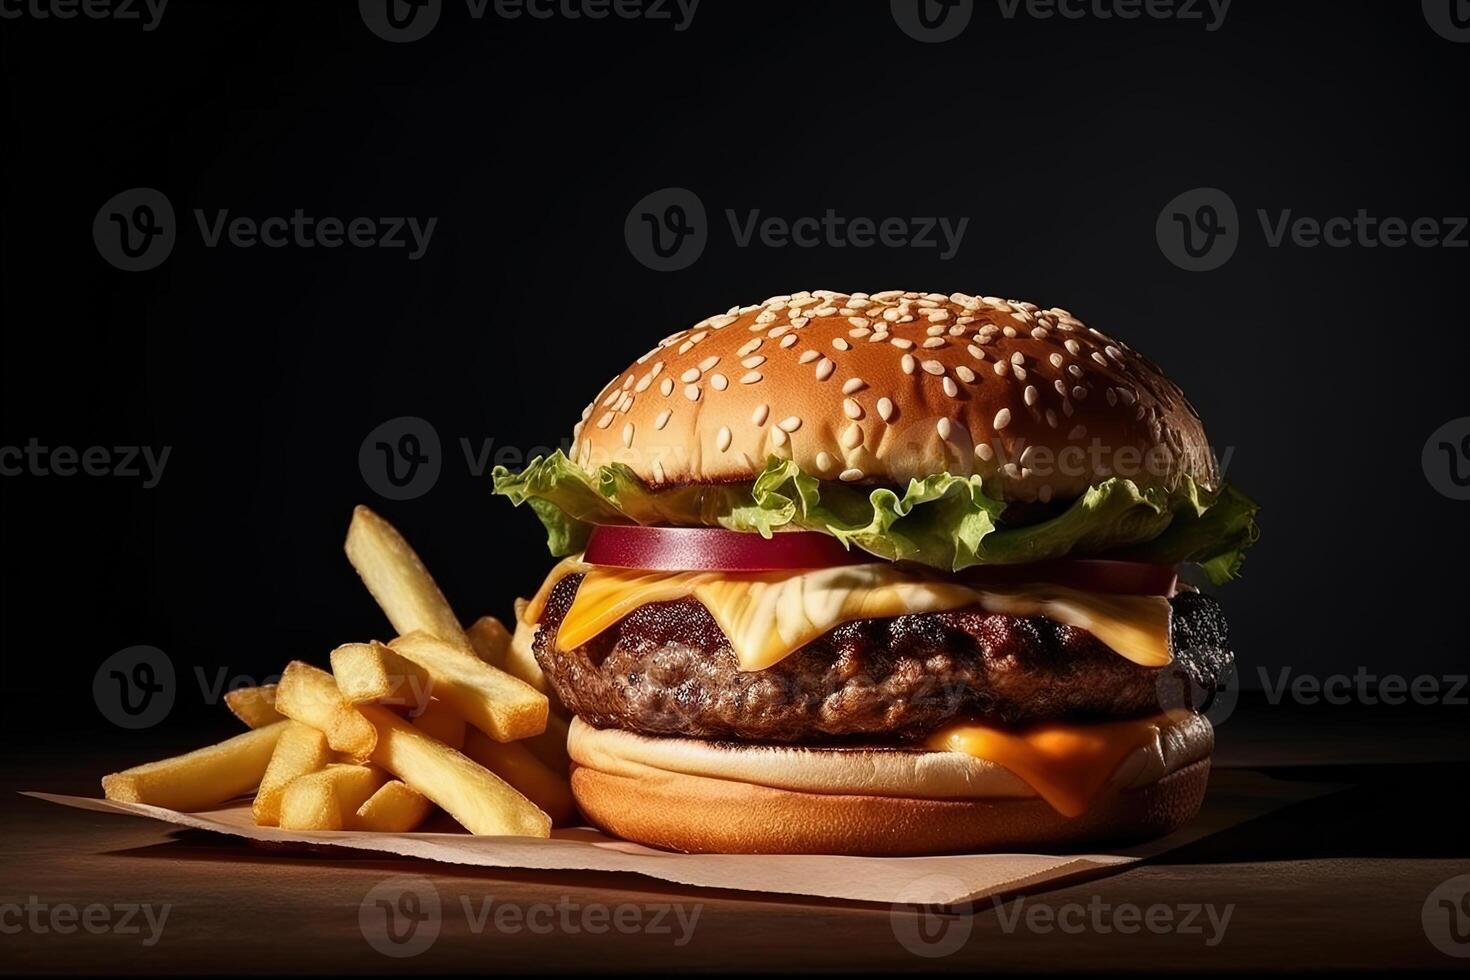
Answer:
568;717;1212;856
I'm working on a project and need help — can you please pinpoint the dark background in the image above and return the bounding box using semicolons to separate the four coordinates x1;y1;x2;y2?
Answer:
2;0;1467;744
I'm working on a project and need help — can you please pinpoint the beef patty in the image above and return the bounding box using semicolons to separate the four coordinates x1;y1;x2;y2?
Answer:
534;573;1232;743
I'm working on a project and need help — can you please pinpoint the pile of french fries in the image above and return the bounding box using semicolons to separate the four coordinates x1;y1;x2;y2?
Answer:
101;506;574;838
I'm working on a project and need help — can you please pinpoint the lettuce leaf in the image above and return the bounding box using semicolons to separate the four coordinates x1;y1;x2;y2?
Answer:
491;452;1259;584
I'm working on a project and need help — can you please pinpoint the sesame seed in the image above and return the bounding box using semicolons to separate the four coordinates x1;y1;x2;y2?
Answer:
741;355;766;369
890;337;914;350
1031;327;1049;340
1118;387;1136;406
955;365;976;383
710;373;729;391
921;359;945;376
877;397;895;422
680;367;701;383
716;426;732;452
789;317;810;328
1024;385;1039;406
778;416;802;433
699;355;720;372
1013;366;1027;381
992;361;1009;377
596;412;614;429
921;337;945;349
841;423;863;449
843;398;863;419
709;314;737;329
968;344;986;360
737;338;763;357
780;334;799;349
847;316;870;329
771;428;788;447
622;375;635;390
839;467;864;482
1091;352;1108;367
799;350;820;365
1003;462;1021;479
1065;339;1082;355
869;331;890;343
976;442;994;462
752;403;769;425
684;384;701;401
832;338;851;351
740;371;763;385
937;418;953;439
652;459;665;482
1054;379;1069;397
1046;409;1058;428
842;377;866;394
849;327;871;338
816;451;834;471
1068;425;1087;440
1020;446;1038;468
901;354;917;374
942;377;959;398
994;408;1012;430
1049;353;1065;368
1068;364;1084;378
622;423;635;447
1072;386;1088;400
1003;326;1018;338
1010;351;1025;365
660;378;675;397
655;409;672;430
815;358;836;381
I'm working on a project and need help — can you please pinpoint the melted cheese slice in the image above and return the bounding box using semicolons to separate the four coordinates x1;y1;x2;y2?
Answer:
525;557;1173;671
925;712;1184;817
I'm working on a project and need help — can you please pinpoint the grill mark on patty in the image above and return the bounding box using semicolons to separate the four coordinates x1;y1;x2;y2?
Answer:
534;573;1232;743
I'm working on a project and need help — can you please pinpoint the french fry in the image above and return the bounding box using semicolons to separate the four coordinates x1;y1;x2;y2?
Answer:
462;729;576;826
412;697;467;750
224;684;284;728
466;615;512;666
388;632;547;742
360;704;551;837
345;505;472;653
279;763;388;831
523;711;571;776
330;641;432;712
101;721;288;811
275;661;376;760
355;779;434;833
252;721;333;826
501;608;550;695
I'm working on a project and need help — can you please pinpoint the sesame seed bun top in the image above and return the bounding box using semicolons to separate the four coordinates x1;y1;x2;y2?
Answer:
570;289;1218;502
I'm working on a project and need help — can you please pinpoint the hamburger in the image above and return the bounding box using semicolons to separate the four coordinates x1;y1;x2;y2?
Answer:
493;289;1257;855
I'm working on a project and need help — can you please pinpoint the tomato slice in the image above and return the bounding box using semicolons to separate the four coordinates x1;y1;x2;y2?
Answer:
582;525;1178;594
583;525;860;571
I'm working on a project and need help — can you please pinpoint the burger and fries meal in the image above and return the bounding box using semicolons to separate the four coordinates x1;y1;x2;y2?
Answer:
103;288;1259;857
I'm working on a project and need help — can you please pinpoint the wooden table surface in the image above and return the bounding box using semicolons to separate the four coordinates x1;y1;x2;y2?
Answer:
4;699;1469;974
